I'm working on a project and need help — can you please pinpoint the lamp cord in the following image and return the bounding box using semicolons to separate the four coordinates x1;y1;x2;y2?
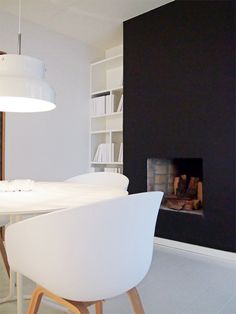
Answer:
18;0;22;55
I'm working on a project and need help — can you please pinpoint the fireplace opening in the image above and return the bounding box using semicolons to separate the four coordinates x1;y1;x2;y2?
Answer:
147;158;203;215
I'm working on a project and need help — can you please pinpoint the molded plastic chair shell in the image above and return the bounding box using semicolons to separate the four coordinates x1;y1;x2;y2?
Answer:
65;172;129;190
5;191;163;302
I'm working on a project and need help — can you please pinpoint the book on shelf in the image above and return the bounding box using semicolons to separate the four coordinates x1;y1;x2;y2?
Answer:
104;167;118;173
105;95;110;114
117;94;123;112
110;143;115;162
93;143;115;163
91;96;106;116
92;94;118;116
105;94;115;114
93;145;100;162
118;142;123;162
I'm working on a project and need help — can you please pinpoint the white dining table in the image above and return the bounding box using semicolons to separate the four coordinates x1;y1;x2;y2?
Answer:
0;181;128;314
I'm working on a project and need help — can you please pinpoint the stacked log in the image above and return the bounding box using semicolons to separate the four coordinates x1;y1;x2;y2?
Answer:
165;174;203;210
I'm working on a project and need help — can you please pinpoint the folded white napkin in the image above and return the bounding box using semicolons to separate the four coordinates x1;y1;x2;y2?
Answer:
0;179;34;192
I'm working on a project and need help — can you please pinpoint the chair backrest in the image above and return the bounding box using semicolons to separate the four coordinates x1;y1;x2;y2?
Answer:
5;191;163;302
65;172;129;190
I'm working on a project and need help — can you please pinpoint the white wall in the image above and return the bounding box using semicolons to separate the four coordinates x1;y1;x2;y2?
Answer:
0;11;104;181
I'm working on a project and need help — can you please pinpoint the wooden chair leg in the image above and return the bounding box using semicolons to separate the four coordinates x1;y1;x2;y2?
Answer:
95;301;103;314
33;286;89;314
127;287;145;314
0;229;10;277
27;286;44;314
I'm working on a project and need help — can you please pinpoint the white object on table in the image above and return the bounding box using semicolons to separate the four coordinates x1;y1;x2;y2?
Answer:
0;181;128;314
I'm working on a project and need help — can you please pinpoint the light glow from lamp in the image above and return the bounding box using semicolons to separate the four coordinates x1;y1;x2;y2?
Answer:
0;97;55;113
0;54;55;112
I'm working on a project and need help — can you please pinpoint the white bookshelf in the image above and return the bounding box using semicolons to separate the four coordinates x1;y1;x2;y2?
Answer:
89;48;123;173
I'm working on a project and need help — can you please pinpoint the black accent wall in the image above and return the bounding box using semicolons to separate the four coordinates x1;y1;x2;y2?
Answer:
123;1;236;251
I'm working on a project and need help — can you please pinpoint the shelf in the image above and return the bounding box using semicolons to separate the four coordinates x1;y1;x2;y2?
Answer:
91;129;122;134
90;51;123;174
91;54;123;68
91;162;123;165
91;112;123;119
91;86;123;97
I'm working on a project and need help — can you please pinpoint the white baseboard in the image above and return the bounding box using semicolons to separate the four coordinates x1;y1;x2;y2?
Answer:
154;237;236;262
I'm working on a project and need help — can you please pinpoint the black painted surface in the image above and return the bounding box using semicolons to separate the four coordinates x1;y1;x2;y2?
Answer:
123;1;236;251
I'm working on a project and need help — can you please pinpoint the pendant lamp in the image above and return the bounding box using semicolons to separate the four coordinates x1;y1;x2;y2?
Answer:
0;0;56;112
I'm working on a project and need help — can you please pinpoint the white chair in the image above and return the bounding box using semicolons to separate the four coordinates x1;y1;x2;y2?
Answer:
5;191;163;314
65;172;129;190
0;216;10;277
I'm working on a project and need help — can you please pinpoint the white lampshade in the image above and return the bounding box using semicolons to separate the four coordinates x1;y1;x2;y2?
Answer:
0;54;56;112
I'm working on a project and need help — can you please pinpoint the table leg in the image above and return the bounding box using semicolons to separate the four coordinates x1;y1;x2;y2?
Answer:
12;215;24;314
17;272;23;314
9;269;16;298
0;215;30;312
0;270;16;304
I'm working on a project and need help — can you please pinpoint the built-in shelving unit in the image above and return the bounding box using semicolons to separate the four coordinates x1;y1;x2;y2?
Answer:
89;47;123;173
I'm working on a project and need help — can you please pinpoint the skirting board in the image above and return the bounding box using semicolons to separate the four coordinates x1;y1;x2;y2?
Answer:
154;237;236;262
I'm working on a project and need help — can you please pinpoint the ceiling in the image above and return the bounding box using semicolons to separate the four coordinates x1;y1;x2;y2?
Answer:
0;0;173;50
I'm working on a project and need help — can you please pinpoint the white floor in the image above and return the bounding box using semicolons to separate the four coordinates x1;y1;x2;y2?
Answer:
1;244;236;314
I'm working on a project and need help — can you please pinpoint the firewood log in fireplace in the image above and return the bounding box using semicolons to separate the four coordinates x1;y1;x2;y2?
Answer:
186;177;199;198
193;199;201;210
165;197;188;210
182;200;193;210
197;182;203;203
173;177;179;195
174;175;200;199
165;197;202;210
176;174;187;196
164;175;203;210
